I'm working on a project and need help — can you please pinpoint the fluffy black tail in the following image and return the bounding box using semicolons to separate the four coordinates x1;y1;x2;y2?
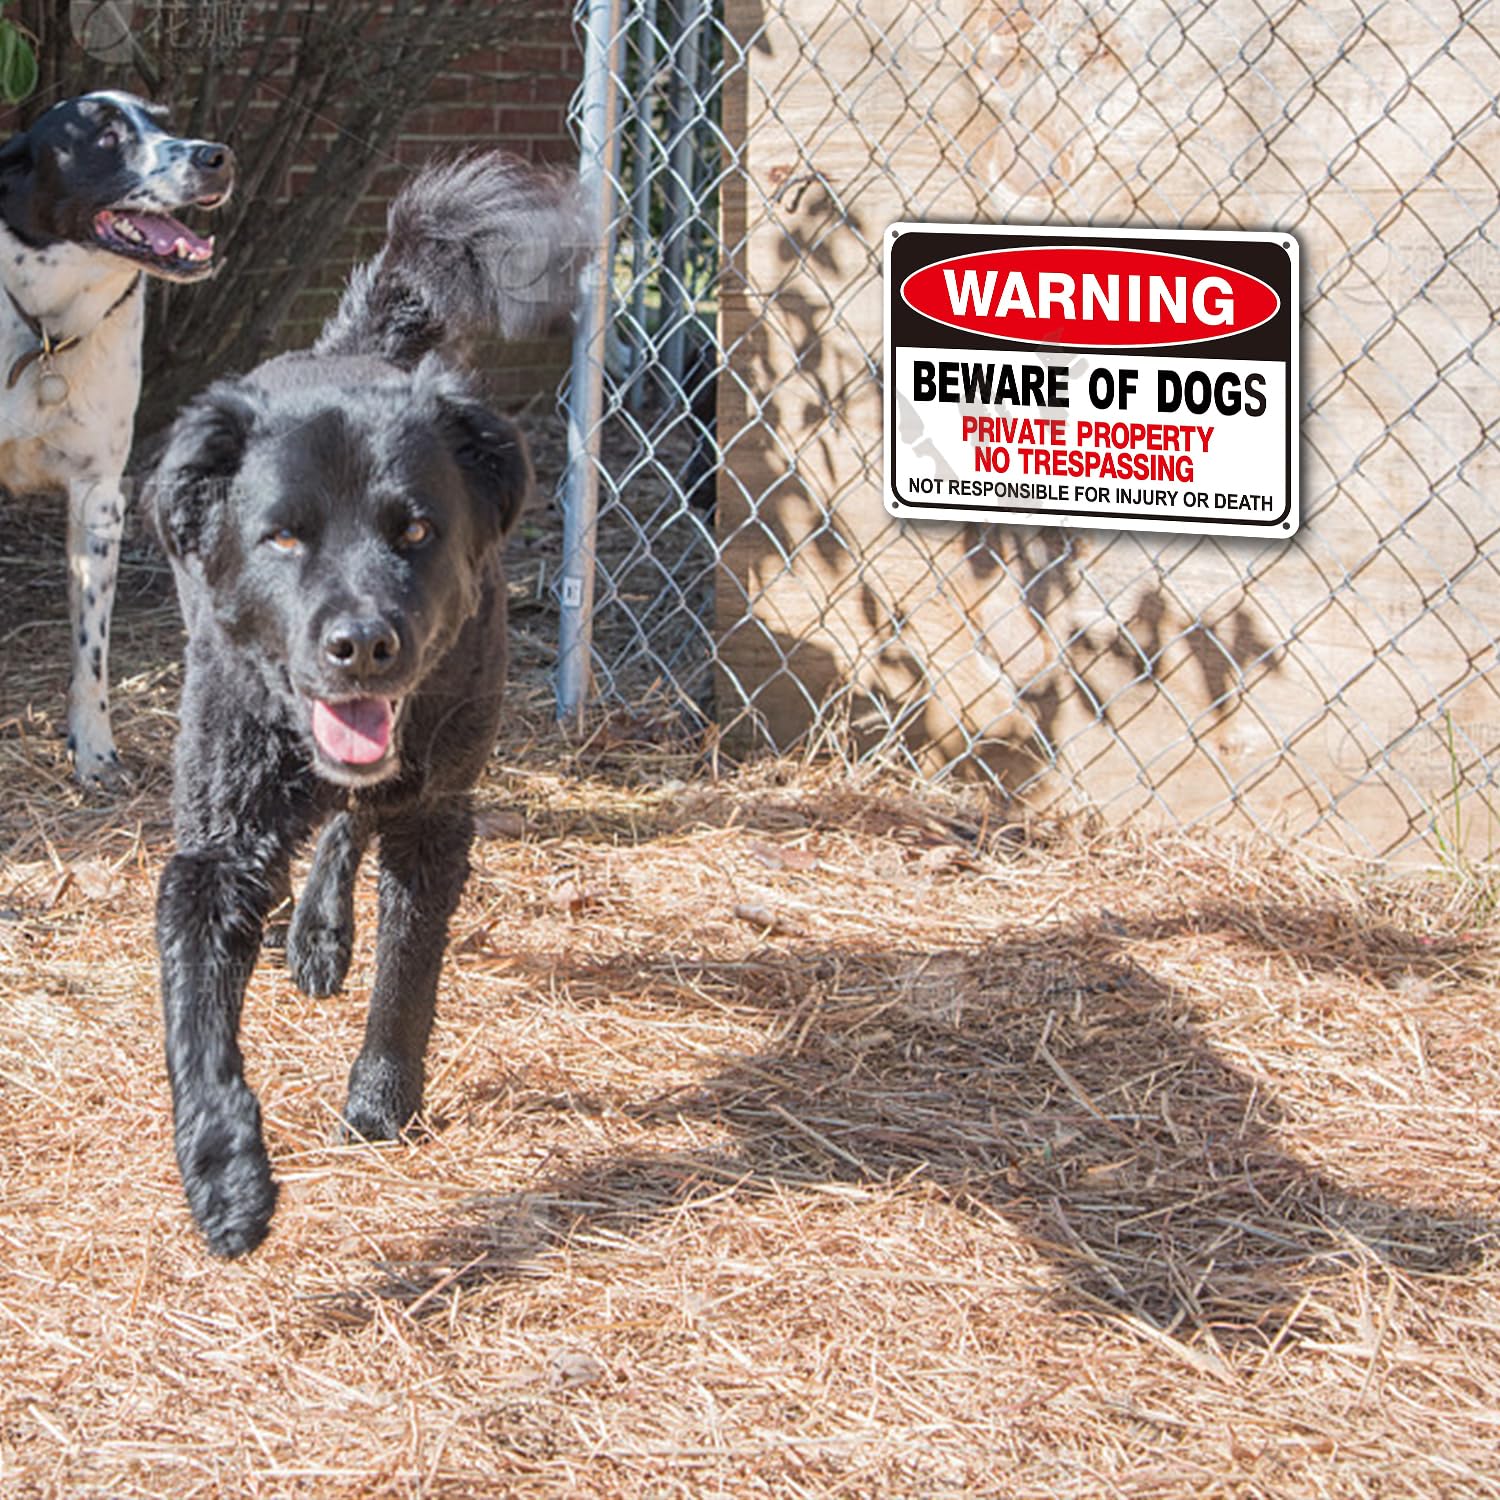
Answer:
314;154;583;368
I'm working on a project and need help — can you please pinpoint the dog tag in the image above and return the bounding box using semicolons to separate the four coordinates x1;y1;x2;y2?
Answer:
36;370;69;406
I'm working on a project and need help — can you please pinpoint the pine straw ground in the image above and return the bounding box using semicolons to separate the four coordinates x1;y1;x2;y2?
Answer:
2;486;1500;1498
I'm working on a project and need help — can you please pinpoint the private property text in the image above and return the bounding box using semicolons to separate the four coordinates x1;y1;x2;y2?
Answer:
909;356;1267;484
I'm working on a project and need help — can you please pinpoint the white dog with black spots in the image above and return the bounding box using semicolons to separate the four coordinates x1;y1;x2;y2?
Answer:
0;90;233;784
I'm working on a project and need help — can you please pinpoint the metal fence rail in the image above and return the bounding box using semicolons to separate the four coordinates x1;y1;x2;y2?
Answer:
561;0;1500;863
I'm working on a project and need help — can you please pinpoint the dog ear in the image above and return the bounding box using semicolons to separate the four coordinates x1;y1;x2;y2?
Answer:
149;383;260;562
0;131;29;176
0;130;33;223
438;397;532;547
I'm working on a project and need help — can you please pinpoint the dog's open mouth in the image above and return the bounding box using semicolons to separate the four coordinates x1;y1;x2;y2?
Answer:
310;697;399;771
93;208;216;277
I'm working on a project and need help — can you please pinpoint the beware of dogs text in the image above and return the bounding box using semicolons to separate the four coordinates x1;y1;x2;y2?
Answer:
884;225;1299;538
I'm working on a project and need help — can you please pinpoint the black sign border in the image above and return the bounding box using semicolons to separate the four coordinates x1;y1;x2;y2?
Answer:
884;224;1299;534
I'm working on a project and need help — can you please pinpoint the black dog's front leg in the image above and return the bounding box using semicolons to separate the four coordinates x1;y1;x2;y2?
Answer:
342;799;474;1141
286;812;371;997
159;846;291;1257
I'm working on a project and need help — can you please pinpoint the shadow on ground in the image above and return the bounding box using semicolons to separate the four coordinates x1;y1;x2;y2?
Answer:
347;901;1495;1349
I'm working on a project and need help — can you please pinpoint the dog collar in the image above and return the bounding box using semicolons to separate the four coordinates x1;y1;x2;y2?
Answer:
4;275;141;395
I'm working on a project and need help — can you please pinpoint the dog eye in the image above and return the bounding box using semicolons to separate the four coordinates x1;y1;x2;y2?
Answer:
266;528;301;552
397;518;433;549
97;128;120;150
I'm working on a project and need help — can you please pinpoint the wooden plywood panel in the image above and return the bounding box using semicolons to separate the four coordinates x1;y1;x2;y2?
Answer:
716;0;1500;860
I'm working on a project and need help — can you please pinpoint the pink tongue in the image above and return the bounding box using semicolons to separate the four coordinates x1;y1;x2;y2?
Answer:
311;698;392;765
129;212;210;256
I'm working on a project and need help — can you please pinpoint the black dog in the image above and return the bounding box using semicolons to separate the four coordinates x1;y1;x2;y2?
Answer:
150;157;580;1256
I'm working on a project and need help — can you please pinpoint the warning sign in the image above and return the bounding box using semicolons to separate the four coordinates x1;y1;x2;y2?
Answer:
883;225;1300;537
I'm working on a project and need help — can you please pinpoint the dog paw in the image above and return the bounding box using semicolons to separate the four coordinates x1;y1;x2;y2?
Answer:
342;1055;421;1143
68;736;130;791
175;1097;278;1258
340;1100;409;1143
285;911;353;996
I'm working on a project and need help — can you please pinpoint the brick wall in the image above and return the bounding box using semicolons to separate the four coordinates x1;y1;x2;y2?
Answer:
273;29;582;406
0;7;582;410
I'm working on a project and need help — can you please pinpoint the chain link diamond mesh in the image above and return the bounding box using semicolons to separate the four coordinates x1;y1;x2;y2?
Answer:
562;0;1500;862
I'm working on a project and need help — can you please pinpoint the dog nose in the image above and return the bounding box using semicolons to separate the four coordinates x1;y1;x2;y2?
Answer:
323;617;400;676
193;142;235;177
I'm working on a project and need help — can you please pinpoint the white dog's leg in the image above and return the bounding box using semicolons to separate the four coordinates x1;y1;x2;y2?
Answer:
66;474;127;786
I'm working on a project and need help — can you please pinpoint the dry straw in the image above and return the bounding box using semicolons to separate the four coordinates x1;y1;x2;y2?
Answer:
1;459;1498;1497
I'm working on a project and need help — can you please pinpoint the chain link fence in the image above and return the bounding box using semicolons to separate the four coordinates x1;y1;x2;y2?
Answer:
560;0;1500;863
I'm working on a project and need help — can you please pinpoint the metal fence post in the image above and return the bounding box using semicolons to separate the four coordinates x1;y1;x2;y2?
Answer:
660;0;709;389
626;0;660;413
557;0;624;727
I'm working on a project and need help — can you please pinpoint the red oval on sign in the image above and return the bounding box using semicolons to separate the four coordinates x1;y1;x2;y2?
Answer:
900;246;1280;348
